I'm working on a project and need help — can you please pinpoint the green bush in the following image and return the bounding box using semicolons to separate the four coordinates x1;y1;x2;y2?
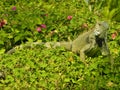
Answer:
0;45;119;89
0;0;120;89
0;0;98;51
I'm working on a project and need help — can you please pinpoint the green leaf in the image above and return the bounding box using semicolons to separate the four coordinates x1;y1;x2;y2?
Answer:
109;8;118;20
14;36;21;43
0;49;5;54
64;78;70;82
0;41;4;45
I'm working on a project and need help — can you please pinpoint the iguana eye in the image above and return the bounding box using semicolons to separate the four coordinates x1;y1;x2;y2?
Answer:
98;23;102;26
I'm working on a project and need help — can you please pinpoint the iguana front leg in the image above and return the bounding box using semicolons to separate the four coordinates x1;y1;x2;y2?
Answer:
80;43;95;60
80;35;96;60
101;37;110;56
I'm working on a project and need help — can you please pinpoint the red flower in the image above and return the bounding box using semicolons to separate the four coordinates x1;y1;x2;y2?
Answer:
111;32;117;40
36;27;41;32
0;23;2;28
0;22;4;28
12;6;16;11
67;15;72;20
40;24;46;29
36;24;46;32
0;19;7;28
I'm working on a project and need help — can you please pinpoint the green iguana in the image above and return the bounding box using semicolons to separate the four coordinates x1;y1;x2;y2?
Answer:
7;21;110;60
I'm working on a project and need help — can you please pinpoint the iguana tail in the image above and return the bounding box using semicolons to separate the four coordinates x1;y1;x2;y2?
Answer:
6;41;72;54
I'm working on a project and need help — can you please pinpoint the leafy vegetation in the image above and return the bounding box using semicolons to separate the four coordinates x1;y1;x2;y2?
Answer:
0;46;119;89
0;0;120;89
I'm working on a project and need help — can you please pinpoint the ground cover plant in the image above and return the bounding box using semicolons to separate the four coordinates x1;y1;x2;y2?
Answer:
0;46;119;89
0;0;120;89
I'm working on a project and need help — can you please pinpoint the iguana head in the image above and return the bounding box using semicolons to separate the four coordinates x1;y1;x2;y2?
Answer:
94;21;109;37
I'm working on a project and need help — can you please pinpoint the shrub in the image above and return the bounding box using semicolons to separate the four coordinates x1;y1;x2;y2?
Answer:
0;45;119;89
0;0;120;89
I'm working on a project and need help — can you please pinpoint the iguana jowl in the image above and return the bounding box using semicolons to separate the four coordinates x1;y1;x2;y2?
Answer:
7;21;110;60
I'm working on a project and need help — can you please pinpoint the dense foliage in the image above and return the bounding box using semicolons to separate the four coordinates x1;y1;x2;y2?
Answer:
0;0;120;89
0;46;119;89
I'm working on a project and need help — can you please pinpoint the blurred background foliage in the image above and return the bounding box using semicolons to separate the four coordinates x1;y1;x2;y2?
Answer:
84;0;120;22
0;0;120;89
